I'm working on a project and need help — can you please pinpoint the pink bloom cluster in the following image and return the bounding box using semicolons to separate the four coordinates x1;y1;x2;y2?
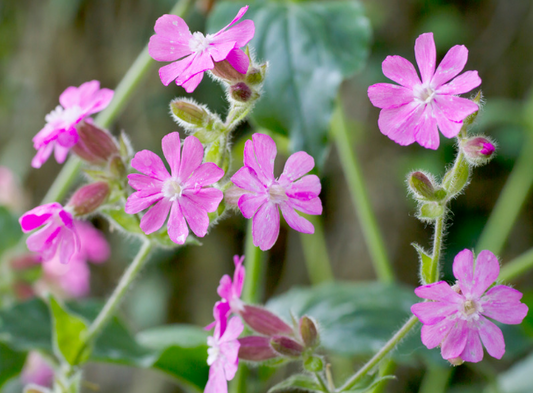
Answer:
231;134;322;251
149;6;255;92
125;133;224;244
368;33;481;149
411;249;528;363
20;203;80;265
32;81;113;168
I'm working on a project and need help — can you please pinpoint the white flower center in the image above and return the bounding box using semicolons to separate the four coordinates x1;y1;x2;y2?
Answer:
414;84;436;104
207;336;220;366
459;298;483;321
189;32;212;53
162;177;183;202
268;183;287;204
45;105;84;126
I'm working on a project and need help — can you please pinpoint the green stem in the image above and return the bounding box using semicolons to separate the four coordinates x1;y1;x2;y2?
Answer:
242;219;263;304
498;247;533;282
371;358;396;393
418;366;452;393
338;316;419;392
430;215;445;283
300;215;334;284
315;372;330;392
331;103;394;283
476;134;533;255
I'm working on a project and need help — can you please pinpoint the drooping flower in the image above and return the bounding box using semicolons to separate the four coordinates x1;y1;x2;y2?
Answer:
230;133;322;251
32;81;114;168
19;203;80;265
125;133;224;244
148;6;255;92
367;32;481;149
205;309;243;393
411;249;528;363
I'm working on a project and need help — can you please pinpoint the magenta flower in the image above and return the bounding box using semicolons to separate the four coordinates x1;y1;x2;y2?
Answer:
205;309;243;393
148;6;255;93
125;133;224;244
19;203;80;265
231;133;322;251
367;32;481;149
411;249;528;363
32;81;114;168
21;352;54;388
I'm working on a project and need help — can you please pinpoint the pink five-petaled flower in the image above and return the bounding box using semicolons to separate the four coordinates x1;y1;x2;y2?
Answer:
231;133;322;251
411;249;528;363
148;6;255;93
125;133;224;244
205;309;243;393
19;203;80;265
367;32;481;150
32;81;114;168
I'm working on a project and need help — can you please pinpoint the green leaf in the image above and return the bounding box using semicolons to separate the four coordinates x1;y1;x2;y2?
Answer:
0;343;26;388
418;202;444;220
412;243;433;285
267;374;323;393
137;325;210;392
341;375;396;392
48;296;90;366
0;206;22;257
101;206;143;234
208;1;371;166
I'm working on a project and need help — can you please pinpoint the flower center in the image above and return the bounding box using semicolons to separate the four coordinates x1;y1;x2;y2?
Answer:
268;183;287;204
162;177;182;202
45;105;84;127
207;344;220;366
189;32;212;53
414;84;436;104
459;298;483;321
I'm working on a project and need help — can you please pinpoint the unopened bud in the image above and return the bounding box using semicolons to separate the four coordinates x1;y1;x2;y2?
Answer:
72;121;119;165
299;316;319;348
408;171;445;201
241;305;294;336
447;356;464;366
68;182;110;216
303;356;324;372
238;336;278;361
230;82;257;103
109;156;126;179
170;99;222;142
245;63;267;86
270;336;304;358
461;136;496;166
212;60;246;82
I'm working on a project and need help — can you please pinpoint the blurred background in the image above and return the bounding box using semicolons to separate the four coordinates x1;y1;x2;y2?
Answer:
1;0;533;392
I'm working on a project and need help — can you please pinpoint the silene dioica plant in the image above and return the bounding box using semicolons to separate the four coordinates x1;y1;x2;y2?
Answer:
0;2;532;393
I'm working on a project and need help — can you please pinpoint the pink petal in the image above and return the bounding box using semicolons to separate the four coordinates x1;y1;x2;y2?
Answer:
177;136;204;183
471;250;500;298
414;33;436;85
180;72;203;93
368;83;414;109
175;51;214;85
280;203;314;234
431;45;468;89
179;196;209;238
382;55;421;88
459;325;483;363
77;81;101;106
208;41;237;63
287;197;323;215
85;88;114;115
433;104;463;138
217;275;233;301
205;362;227;393
58;209;74;229
58;227;79;265
149;35;192;62
54;143;71;164
162;132;181;177
238;193;268;219
414;281;463;304
481;285;528;324
280;151;315;183
225;48;250;74
248;133;276;185
221;316;244;343
411;301;458;325
436;71;482;95
131;150;170;181
233;258;245;297
420;317;455;349
127;173;163;192
453;249;475;297
183;162;224;188
159;56;195;86
213;19;255;49
153;14;191;41
434;95;479;123
441;319;468;359
377;102;423;146
140;198;172;235
477;316;505;359
221;341;240;380
182;187;223;213
214;5;249;36
231;166;265;193
414;105;440;150
125;192;163;214
59;86;82;108
27;224;60;253
75;221;110;263
168;201;189;244
252;202;280;251
20;203;61;232
32;143;54;168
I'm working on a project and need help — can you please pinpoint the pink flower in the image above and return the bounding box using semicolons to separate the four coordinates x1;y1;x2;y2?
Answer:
231;133;322;251
367;32;481;149
148;6;255;92
32;81;114;168
411;249;528;363
0;165;25;211
125;133;224;244
19;203;80;265
205;309;243;393
21;352;54;388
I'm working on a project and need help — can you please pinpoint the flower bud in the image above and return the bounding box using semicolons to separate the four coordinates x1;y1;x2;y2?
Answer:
447;356;464;366
238;336;279;361
170;99;222;142
461;136;496;166
270;336;304;358
408;171;445;201
72;121;119;165
299;316;319;348
230;82;258;103
245;63;267;86
68;182;110;216
109;155;127;179
211;60;247;83
241;305;294;336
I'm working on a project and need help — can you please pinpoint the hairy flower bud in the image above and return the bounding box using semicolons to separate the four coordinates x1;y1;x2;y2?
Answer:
212;59;247;82
299;316;319;348
238;336;278;361
245;63;267;86
408;171;445;201
68;182;110;216
72;121;119;165
270;336;304;358
461;136;496;166
170;99;222;142
241;305;294;336
230;82;257;103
